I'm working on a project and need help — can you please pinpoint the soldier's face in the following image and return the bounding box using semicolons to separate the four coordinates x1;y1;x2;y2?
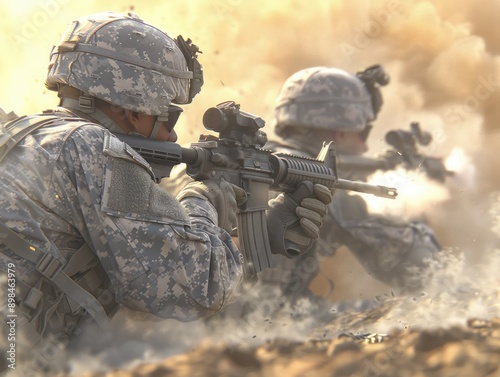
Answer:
332;131;369;155
129;113;178;142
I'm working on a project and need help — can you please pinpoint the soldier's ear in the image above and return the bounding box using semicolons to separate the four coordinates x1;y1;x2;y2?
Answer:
124;110;141;129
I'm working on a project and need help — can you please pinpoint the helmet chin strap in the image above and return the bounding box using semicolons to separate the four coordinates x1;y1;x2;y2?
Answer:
149;118;162;139
148;115;170;139
61;95;171;140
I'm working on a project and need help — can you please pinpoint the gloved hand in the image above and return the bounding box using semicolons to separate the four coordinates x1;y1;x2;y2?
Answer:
176;178;247;233
267;181;333;257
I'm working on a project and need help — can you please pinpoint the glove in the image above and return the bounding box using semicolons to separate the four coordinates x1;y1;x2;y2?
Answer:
267;181;333;257
176;178;247;233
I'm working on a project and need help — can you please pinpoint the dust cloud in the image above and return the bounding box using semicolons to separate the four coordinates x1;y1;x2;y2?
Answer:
1;0;500;375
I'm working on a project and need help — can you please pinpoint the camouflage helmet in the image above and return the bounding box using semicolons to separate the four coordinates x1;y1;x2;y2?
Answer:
274;67;374;136
45;12;203;116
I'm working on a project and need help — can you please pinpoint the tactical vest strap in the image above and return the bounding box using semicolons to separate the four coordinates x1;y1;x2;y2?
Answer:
0;222;109;328
0;115;62;163
63;242;99;277
0;113;95;163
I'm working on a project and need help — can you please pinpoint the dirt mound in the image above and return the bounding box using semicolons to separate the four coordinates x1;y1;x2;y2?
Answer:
69;317;500;377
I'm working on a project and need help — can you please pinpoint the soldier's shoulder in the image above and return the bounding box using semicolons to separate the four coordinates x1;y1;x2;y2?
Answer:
29;113;111;156
43;114;108;148
8;111;107;139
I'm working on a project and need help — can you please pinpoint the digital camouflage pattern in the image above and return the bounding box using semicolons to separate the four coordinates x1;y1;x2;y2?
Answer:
0;11;223;374
0;112;244;344
259;140;441;298
45;12;192;116
274;67;375;136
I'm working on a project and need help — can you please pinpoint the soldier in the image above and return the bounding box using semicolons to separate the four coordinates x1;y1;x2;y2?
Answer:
0;12;332;372
261;66;441;302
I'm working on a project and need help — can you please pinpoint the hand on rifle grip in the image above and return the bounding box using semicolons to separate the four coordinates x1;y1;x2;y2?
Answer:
267;181;333;257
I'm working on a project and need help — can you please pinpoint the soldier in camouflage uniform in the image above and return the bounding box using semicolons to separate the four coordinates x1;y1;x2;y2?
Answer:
260;66;441;301
0;12;332;372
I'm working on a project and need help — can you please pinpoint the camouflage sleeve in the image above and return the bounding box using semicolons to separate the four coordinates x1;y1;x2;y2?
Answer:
328;191;440;288
61;126;243;321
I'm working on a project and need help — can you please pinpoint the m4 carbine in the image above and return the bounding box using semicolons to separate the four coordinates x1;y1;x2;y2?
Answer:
115;101;397;276
338;122;454;182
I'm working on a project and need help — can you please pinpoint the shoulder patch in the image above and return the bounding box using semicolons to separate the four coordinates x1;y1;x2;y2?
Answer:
102;133;190;226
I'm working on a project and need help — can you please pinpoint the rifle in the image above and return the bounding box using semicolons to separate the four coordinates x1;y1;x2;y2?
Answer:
115;101;397;276
338;122;454;182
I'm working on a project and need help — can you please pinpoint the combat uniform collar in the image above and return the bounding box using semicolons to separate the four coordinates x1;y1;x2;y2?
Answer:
58;97;124;134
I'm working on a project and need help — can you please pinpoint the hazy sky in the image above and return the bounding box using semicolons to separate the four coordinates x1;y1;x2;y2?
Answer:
2;0;500;141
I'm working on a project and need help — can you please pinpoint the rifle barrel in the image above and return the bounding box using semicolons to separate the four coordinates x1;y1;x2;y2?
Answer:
336;178;397;199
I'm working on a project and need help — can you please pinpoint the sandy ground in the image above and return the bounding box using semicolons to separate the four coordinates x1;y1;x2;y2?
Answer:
42;248;499;377
66;316;500;377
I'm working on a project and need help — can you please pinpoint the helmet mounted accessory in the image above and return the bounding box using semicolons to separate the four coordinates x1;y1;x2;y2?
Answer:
355;64;390;120
175;35;204;104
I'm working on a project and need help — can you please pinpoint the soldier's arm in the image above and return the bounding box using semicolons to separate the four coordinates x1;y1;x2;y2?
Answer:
63;127;244;321
328;191;440;290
